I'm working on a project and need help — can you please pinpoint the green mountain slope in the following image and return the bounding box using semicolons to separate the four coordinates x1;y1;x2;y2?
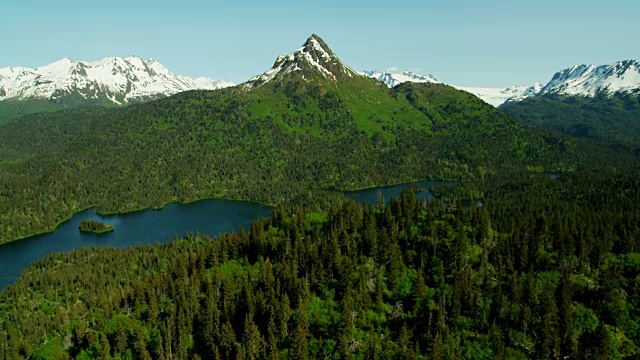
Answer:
0;35;576;243
501;93;640;153
0;99;68;125
0;92;128;125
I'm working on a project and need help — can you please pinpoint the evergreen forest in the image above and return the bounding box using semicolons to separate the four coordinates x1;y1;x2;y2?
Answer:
1;170;640;359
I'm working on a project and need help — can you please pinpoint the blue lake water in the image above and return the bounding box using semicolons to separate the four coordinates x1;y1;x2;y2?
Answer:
344;180;455;204
0;180;473;290
0;199;269;290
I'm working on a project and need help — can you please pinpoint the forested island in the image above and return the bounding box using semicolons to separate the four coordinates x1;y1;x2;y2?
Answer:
78;220;114;234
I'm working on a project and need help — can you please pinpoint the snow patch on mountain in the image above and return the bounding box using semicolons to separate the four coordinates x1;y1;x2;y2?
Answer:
193;77;235;90
0;57;234;104
360;70;440;87
360;68;538;106
454;83;542;107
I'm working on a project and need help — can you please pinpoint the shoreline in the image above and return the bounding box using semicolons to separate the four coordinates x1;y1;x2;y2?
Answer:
338;177;461;193
4;206;94;245
0;195;272;247
0;179;463;246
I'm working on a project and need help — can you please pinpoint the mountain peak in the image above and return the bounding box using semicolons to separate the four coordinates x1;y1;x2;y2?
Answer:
303;34;336;58
244;34;360;88
540;59;640;97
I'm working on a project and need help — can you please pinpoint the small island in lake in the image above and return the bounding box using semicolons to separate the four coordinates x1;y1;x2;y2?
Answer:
78;220;114;234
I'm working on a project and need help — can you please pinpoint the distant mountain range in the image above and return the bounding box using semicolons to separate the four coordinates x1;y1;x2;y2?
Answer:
362;60;640;106
359;70;440;88
0;56;233;105
2;52;637;110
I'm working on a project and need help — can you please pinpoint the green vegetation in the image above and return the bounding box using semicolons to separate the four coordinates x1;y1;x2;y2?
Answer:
0;79;577;243
0;99;66;124
2;35;640;359
2;169;640;359
0;91;129;124
501;93;640;154
78;220;114;234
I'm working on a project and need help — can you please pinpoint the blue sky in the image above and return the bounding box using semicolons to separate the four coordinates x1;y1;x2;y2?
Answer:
2;0;639;87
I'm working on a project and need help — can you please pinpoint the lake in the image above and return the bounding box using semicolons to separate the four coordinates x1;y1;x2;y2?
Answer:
0;199;269;290
0;180;460;290
344;180;455;204
345;180;482;208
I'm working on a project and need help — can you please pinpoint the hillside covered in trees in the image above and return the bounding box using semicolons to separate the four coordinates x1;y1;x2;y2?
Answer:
0;36;578;244
501;93;640;154
1;169;640;359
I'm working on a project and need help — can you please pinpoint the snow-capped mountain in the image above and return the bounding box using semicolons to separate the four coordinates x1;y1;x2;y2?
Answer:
456;60;640;106
453;83;543;107
192;77;235;91
0;56;234;105
244;34;360;88
538;60;640;97
360;68;538;106
360;70;440;87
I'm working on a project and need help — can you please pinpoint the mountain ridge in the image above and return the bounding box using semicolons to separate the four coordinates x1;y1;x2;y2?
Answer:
0;56;234;105
539;59;640;97
362;60;640;106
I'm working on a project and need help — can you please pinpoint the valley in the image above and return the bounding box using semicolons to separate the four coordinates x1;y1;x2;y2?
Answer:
0;35;574;245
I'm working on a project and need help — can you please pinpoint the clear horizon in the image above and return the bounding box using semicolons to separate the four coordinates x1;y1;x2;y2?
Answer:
2;0;639;88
